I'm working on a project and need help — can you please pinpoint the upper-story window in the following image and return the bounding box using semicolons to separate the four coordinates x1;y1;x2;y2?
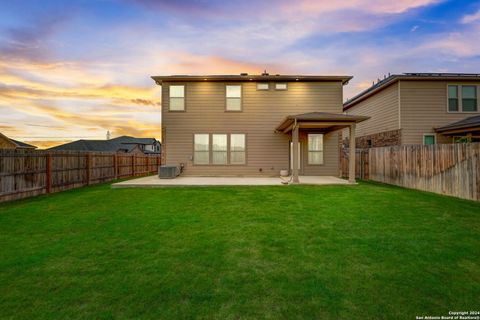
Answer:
257;83;269;90
462;86;477;112
169;85;185;111
448;85;478;112
448;85;458;112
226;85;242;111
275;83;288;90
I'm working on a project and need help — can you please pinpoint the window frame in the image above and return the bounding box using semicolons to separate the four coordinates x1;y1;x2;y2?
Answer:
423;133;436;145
168;84;186;112
211;134;228;165
275;83;288;91
461;85;478;112
229;133;247;165
447;85;459;112
192;133;247;166
307;133;324;165
193;133;210;165
225;84;243;112
256;82;269;91
447;84;480;114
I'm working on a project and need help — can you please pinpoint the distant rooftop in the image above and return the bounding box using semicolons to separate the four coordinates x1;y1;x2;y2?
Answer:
48;136;160;153
0;132;37;149
151;73;353;85
344;73;480;110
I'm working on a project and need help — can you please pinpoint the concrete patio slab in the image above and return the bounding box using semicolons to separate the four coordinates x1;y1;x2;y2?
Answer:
112;175;353;188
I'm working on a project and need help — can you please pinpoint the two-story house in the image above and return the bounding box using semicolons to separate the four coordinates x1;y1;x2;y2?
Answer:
343;73;480;147
152;73;368;183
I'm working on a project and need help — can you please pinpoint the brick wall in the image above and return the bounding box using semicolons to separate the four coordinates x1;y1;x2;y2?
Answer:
342;129;402;149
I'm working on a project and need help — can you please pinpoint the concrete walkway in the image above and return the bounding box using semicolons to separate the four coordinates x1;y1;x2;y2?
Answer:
112;175;353;188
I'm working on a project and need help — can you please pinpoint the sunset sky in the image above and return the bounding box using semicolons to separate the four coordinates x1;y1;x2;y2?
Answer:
1;0;480;148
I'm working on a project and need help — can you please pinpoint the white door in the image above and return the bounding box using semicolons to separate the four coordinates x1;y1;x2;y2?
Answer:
290;142;301;170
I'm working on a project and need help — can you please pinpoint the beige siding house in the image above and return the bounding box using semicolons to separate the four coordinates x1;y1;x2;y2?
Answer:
343;73;480;147
153;74;368;182
0;132;37;150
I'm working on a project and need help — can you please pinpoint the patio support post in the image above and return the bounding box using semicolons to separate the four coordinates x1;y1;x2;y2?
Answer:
292;120;300;184
349;123;356;183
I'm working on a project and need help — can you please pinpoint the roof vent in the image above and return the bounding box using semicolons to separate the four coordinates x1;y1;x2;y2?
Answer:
240;73;248;76
262;70;269;76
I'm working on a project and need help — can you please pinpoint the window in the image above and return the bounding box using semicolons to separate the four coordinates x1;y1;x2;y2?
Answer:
448;85;458;112
226;85;242;111
308;134;324;165
462;86;477;112
257;83;269;90
230;134;246;164
423;134;436;145
275;83;287;90
448;85;479;112
367;139;372;148
169;85;185;111
212;134;227;164
194;134;209;164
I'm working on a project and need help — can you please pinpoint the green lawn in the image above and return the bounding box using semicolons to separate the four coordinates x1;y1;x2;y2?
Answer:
0;181;479;319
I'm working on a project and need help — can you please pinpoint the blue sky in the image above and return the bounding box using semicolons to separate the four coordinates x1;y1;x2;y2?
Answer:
1;0;479;147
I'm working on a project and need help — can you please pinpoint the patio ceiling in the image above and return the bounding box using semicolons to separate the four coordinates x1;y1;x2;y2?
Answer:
275;112;370;134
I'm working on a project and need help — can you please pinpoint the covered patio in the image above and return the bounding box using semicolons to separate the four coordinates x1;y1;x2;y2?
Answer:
275;112;369;184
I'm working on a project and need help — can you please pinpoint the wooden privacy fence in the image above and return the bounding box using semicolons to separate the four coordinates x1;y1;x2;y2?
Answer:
340;148;369;179
342;143;480;201
0;149;161;203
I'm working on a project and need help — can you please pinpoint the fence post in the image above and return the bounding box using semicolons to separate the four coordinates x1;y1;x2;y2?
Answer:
46;153;52;193
86;153;91;185
132;154;136;177
146;156;150;173
114;153;118;179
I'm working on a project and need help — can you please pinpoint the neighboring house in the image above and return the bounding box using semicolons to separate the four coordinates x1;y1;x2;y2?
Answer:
48;136;161;154
152;73;368;182
0;132;37;150
343;73;480;147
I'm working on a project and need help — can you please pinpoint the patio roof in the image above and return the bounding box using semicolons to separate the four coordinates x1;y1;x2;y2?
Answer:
275;112;370;133
435;115;480;135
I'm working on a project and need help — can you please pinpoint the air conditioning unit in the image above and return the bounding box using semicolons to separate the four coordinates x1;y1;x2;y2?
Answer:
158;165;180;179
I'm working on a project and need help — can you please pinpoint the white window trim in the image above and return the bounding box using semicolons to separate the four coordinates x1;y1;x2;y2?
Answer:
193;133;247;166
307;133;324;165
229;133;247;165
193;133;210;165
256;83;269;91
169;84;186;111
212;134;228;165
446;84;480;114
225;84;242;112
275;83;288;91
423;133;436;145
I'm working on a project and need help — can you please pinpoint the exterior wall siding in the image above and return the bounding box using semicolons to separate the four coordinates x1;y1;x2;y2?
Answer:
162;81;343;176
345;82;400;138
400;80;480;144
